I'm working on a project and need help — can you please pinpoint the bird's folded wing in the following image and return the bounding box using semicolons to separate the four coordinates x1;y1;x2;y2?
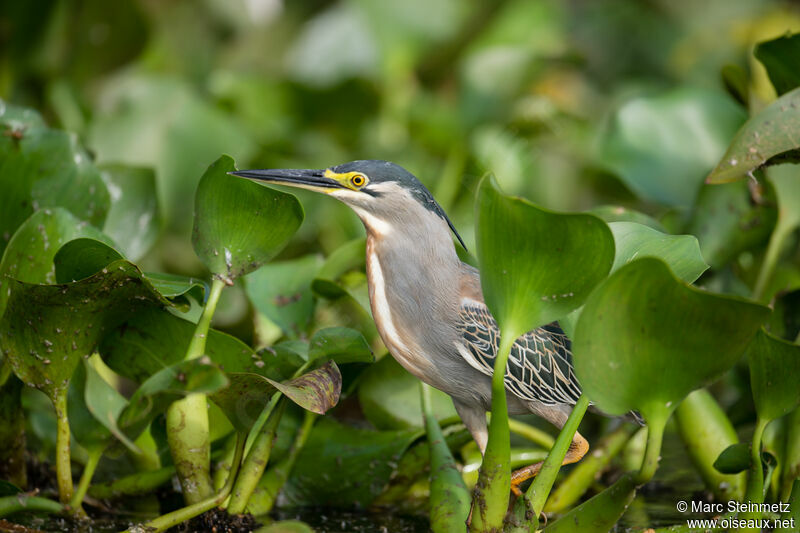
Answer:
455;300;582;406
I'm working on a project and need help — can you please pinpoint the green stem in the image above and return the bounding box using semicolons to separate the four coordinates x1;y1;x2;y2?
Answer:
88;466;175;499
508;418;555;450
469;335;515;532
754;222;790;301
636;415;667;484
227;398;287;514
167;278;225;505
70;446;102;509
745;417;769;504
53;389;74;506
129;434;245;533
0;495;64;518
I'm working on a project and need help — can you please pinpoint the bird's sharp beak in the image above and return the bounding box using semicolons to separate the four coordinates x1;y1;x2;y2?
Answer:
228;168;344;193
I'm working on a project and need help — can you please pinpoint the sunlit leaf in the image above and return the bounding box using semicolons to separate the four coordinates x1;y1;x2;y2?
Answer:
603;88;745;205
754;33;800;96
193;155;304;282
573;258;769;424
707;88;800;183
747;329;800;422
609;222;708;283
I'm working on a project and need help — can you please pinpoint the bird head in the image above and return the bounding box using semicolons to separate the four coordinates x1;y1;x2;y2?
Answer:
230;159;467;250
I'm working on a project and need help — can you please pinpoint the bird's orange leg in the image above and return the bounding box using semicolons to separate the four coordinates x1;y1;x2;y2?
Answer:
510;431;589;496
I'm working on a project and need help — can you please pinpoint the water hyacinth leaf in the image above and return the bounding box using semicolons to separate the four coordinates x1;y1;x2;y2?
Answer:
573;258;769;423
542;472;638;533
602;88;745;206
358;356;456;430
307;327;373;365
118;358;228;440
609;222;708;283
754;33;800;96
192;155;303;282
475;174;614;336
707;88;800;183
714;442;752;474
0;104;110;256
686;181;776;269
212;361;341;432
80;360;131;449
142;272;205;300
747;329;800;422
99;164;160;261
589;205;666;231
67;361;117;450
281;417;421;507
54;238;123;283
0;208;112;316
0;260;170;400
98;307;270;384
245;255;323;337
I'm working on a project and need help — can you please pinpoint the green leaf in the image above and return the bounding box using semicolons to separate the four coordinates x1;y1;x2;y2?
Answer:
98;307;269;384
358;355;456;430
282;417;421;507
713;442;752;474
707;88;800;183
589;205;666;231
54;238;123;283
0;208;112;317
192;155;304;282
747;329;800;422
608;222;708;283
211;361;341;432
602;88;745;206
307;327;373;365
118;357;229;442
754;33;800;96
67;361;118;450
99;164;160;261
721;63;750;107
244;255;323;337
0;105;110;256
475;174;614;336
573;258;769;424
142;272;205;300
542;472;637;533
0;260;170;401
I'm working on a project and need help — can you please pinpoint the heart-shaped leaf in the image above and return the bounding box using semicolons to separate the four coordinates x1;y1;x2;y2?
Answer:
0;208;112;317
211;361;341;432
99;164;160;261
747;328;800;422
192;155;303;282
476;174;614;337
0;260;170;401
245;255;323;337
0;103;110;256
608;221;708;283
601;88;745;206
67;361;122;451
707;87;800;183
754;33;800;96
573;257;769;424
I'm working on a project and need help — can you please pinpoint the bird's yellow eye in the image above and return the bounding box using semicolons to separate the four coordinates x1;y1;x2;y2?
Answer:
350;174;366;188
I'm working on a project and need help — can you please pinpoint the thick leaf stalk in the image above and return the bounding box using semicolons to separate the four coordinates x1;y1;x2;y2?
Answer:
422;383;471;532
469;335;514;532
228;397;287;514
71;446;103;509
636;414;667;484
167;277;224;504
53;389;75;506
673;389;746;501
740;417;769;530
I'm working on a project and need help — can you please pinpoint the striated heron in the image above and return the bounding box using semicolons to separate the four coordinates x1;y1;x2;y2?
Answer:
231;160;593;494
